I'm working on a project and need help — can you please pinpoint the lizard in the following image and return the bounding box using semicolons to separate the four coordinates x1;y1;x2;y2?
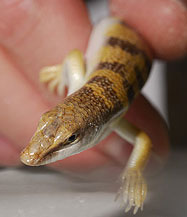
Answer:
20;17;153;214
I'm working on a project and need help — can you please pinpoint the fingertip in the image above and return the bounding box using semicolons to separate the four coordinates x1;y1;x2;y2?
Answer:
110;0;187;60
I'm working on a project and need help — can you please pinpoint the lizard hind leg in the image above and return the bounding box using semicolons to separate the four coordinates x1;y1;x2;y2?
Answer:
114;118;152;214
39;49;86;97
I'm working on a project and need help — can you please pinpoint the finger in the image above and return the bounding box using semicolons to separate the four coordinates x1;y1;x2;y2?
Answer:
0;49;48;154
110;0;187;59
0;0;91;104
50;95;169;172
0;0;91;166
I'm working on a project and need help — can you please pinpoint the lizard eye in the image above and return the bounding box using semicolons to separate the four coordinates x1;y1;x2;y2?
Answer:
67;134;79;143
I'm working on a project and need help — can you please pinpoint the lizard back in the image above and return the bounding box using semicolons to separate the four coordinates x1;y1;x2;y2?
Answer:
63;20;152;130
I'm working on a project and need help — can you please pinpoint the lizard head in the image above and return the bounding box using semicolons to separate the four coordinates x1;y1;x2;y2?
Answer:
20;104;85;166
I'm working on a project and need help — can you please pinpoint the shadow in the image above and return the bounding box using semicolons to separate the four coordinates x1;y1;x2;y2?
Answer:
2;165;120;194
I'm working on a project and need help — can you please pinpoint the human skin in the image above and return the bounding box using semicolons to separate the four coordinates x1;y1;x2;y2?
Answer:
0;0;186;171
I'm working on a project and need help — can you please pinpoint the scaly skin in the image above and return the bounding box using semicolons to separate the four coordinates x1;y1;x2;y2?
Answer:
20;18;152;213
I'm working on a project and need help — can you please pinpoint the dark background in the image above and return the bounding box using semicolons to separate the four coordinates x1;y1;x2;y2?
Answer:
167;57;187;149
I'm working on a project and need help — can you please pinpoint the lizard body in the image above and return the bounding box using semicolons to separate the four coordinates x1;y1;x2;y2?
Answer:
20;17;153;214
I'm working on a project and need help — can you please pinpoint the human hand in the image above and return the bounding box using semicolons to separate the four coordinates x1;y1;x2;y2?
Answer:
0;0;186;170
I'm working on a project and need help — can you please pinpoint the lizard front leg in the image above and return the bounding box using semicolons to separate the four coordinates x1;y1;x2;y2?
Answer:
39;49;86;96
114;118;152;214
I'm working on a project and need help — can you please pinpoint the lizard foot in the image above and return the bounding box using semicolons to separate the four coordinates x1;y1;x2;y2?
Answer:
39;64;66;96
116;168;147;214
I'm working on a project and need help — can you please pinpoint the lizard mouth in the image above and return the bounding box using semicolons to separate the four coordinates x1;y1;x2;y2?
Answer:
20;143;57;166
34;143;81;165
20;141;81;166
20;147;56;166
